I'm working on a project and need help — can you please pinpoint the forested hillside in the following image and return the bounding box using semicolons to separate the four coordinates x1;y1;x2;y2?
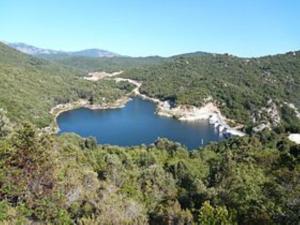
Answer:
48;55;169;73
121;52;300;132
0;122;299;224
0;42;134;127
0;43;299;224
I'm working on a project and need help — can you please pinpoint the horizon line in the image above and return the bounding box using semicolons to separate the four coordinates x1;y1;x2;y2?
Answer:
2;40;299;59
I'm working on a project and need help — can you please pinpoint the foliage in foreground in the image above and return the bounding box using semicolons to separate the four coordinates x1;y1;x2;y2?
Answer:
0;122;299;225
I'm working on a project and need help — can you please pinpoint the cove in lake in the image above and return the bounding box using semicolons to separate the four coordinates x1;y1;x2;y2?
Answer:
57;97;224;149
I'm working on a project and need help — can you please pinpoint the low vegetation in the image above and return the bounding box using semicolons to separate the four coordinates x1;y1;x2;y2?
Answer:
0;121;299;224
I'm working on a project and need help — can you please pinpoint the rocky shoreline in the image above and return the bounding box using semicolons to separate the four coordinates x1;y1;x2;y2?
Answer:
47;96;132;133
137;93;245;137
48;74;245;137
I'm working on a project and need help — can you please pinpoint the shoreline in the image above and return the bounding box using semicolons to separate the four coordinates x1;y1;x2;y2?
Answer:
137;92;245;137
47;74;245;137
47;95;133;133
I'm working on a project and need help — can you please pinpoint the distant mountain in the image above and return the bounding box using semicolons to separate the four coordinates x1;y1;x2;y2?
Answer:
7;42;119;58
172;51;212;58
70;48;119;58
8;42;62;55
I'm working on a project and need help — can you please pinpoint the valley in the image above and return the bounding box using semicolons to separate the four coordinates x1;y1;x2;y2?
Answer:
0;41;299;225
1;1;299;224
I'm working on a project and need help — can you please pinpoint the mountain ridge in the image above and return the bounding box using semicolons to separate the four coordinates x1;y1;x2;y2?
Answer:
7;42;120;58
6;41;300;59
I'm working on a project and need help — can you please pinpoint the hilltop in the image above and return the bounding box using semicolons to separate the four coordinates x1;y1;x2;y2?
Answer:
8;42;119;58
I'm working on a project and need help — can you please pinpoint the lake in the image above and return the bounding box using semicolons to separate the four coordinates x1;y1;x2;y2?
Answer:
57;97;224;149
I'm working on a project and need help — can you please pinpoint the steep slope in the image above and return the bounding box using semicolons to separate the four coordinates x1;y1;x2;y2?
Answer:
122;51;300;132
0;42;133;127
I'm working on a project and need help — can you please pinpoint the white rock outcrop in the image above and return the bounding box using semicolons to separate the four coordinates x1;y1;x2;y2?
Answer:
288;134;300;144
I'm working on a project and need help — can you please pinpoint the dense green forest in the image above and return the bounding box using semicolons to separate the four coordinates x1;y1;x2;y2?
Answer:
48;55;169;73
0;42;299;224
121;52;300;132
0;120;299;224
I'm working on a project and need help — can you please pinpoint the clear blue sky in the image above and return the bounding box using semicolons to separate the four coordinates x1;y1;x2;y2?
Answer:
1;0;299;57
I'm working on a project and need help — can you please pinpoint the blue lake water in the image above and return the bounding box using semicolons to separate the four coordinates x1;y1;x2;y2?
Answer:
57;97;224;149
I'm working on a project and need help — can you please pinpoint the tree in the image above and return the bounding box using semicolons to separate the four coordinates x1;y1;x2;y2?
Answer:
88;96;94;105
198;201;237;225
1;123;59;221
84;137;97;150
